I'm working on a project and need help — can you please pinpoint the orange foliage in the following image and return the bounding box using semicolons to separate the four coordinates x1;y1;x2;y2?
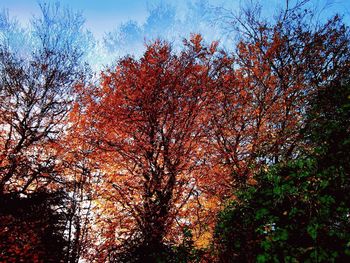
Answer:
72;36;224;259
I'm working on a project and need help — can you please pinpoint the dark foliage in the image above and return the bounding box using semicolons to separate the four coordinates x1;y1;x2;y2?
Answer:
108;227;204;263
0;190;68;262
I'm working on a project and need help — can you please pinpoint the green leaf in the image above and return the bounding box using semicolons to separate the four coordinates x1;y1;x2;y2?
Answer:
257;253;269;263
255;208;269;220
307;224;318;240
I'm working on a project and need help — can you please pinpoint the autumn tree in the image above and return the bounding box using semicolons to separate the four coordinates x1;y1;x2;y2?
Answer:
214;76;350;263
208;0;350;188
0;3;92;261
212;1;350;262
74;36;222;262
0;2;91;195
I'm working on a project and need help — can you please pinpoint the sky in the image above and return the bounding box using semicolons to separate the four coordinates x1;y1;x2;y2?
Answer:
1;0;350;68
1;0;349;39
0;0;148;38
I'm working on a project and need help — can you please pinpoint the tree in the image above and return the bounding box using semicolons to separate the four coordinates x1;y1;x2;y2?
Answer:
0;3;92;261
208;0;350;188
0;2;90;195
213;2;350;261
73;36;222;262
214;78;350;262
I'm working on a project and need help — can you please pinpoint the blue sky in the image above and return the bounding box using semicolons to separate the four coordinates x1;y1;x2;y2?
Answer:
2;0;349;68
1;0;349;39
0;0;148;38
